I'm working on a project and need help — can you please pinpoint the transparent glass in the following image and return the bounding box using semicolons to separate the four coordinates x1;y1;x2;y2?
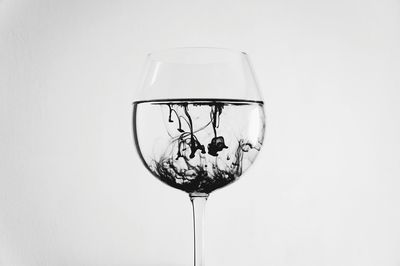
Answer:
132;47;265;266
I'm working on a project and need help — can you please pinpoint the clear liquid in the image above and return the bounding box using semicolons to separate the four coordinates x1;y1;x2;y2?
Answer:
133;99;265;194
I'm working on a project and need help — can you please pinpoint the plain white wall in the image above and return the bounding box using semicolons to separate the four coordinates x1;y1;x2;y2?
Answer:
1;0;400;265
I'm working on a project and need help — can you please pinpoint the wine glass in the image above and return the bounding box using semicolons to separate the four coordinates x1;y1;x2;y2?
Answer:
132;47;265;266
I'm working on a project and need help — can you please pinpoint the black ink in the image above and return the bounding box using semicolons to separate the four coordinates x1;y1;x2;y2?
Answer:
207;136;228;156
133;99;264;194
206;103;228;157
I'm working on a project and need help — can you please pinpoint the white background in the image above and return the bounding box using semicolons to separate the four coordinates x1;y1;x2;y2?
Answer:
1;0;400;265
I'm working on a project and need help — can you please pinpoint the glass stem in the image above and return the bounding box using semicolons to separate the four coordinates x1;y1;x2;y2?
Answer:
190;192;208;266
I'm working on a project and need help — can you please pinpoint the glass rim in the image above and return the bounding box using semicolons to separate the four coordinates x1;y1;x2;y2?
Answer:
146;46;249;58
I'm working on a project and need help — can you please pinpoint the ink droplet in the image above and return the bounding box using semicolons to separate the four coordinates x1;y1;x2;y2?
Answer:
208;136;228;156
